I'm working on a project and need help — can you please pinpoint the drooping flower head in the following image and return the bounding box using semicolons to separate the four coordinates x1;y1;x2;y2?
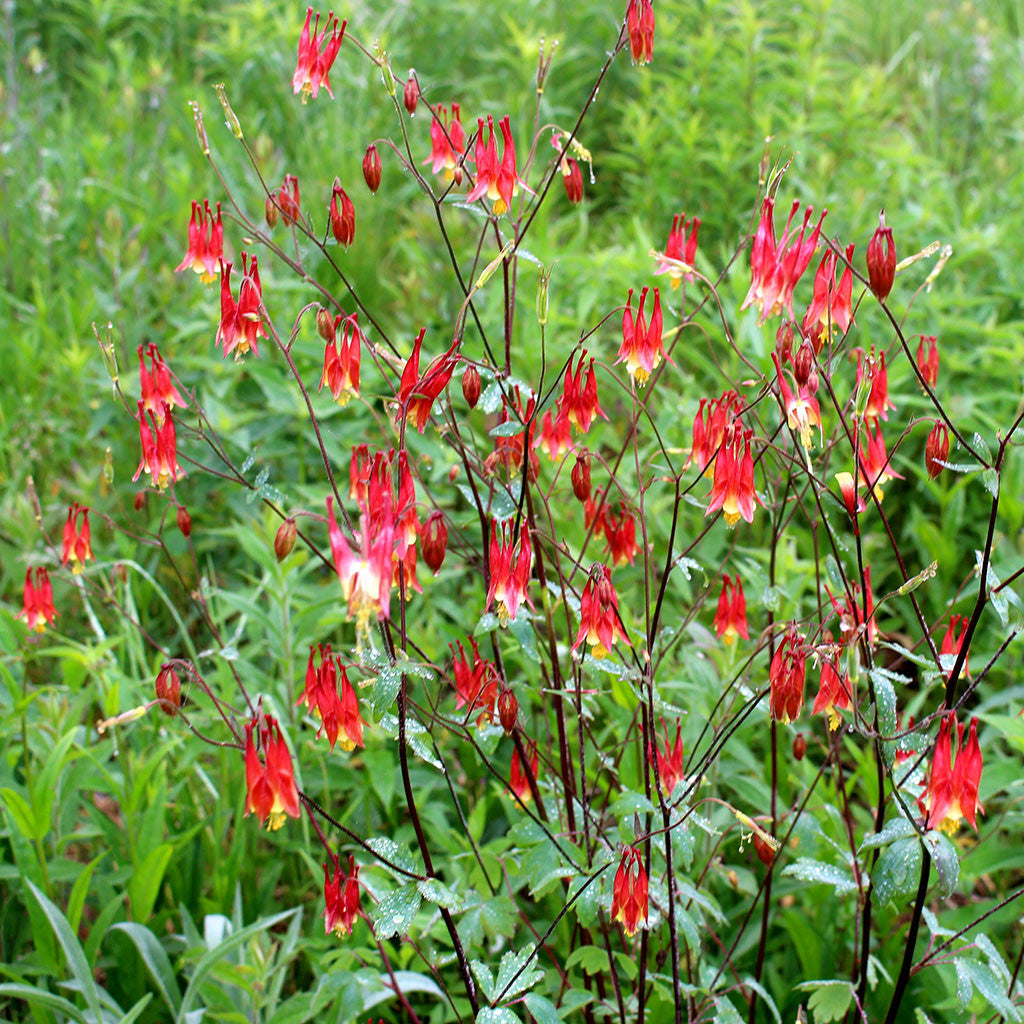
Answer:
18;568;56;633
611;846;649;936
292;7;346;101
602;500;638;566
398;329;460;433
488;388;539;480
486;520;533;624
424;103;467;182
769;627;806;724
155;663;181;716
217;254;266;360
940;614;970;680
855;348;895;424
773;351;821;449
327;489;394;626
652;718;684;797
653;213;700;288
274;174;301;226
244;714;301;831
625;0;655;65
450;637;499;727
687;390;743;476
61;503;94;574
174;200;223;283
827;567;876;649
573;564;630;659
922;711;983;834
323;855;361;936
925;421;950;479
139;343;186;418
329;179;355;248
714;573;749;645
319;312;361;406
298;645;365;751
133;401;184;491
466;115;530;216
865;209;896;302
801;243;855;351
508;740;539;803
536;408;574;462
917;335;939;388
705;421;759;527
560;350;606;435
856;421;903;500
617;286;665;385
812;657;851;731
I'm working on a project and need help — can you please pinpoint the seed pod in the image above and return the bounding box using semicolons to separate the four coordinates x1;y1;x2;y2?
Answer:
866;209;896;303
317;306;336;342
265;195;279;229
792;732;807;761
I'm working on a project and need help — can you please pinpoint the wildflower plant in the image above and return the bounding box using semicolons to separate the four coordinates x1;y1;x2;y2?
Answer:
13;3;1024;1023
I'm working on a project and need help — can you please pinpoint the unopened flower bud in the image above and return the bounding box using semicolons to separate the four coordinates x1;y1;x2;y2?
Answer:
316;306;336;342
134;491;147;512
753;833;775;866
448;464;461;483
155;663;181;716
794;342;814;388
421;511;448;573
329;179;355;248
572;453;591;502
403;72;419;115
776;321;793;363
363;144;382;193
462;365;481;408
563;158;583;204
925;421;949;479
498;688;518;734
916;335;939;388
177;506;191;537
866;209;896;303
275;518;298;561
793;733;807;761
265;195;279;229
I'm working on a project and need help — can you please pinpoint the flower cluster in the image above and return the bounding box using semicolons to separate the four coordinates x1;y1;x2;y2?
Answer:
466;115;529;216
611;846;649;936
18;568;56;633
450;637;499;726
618;286;665;385
486;520;532;623
585;492;638;566
922;711;983;834
319;310;362;406
61;504;93;574
653;718;684;797
769;627;806;724
218;253;266;360
244;714;301;831
714;573;749;645
705;420;758;527
688;390;743;476
174;200;223;283
323;855;361;936
653;213;700;288
573;565;629;659
398;329;460;434
298;645;365;751
292;7;346;101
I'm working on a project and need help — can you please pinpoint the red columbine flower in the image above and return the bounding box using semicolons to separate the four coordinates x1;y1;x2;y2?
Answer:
602;500;638;566
424;103;467;182
488;389;538;479
174;200;223;283
486;520;532;624
742;198;826;325
769;627;806;724
551;130;585;204
133;401;184;491
865;209;896;303
801;243;855;351
773;351;821;449
687;390;743;476
362;144;382;193
560;351;606;435
244;714;300;831
828;567;876;649
652;718;684;797
327;492;394;625
917;335;939;388
617;287;665;385
292;7;346;101
922;711;983;834
706;421;758;527
324;856;361;936
329;179;355;248
274;174;301;226
855;348;895;423
298;646;365;751
573;565;629;658
653;213;700;288
319;313;361;406
393;451;421;596
466;115;529;215
714;573;749;645
450;637;499;726
508;741;539;803
536;409;574;462
155;663;181;715
812;658;851;731
217;254;265;360
625;0;655;65
61;504;94;574
857;421;902;499
940;614;970;679
18;568;56;633
925;421;950;479
398;329;460;433
611;846;649;936
139;343;186;418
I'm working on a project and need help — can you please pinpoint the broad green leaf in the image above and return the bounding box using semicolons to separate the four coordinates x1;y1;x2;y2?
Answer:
801;980;852;1023
371;884;421;939
923;831;959;898
119;993;154;1024
417;878;462;910
110;922;182;1016
129;842;175;922
476;1008;521;1024
493;948;543;1001
67;851;107;936
371;665;402;719
858;816;916;852
565;945;608;975
366;836;419;876
521;993;560;1024
0;983;89;1023
781;858;857;896
872;837;923;907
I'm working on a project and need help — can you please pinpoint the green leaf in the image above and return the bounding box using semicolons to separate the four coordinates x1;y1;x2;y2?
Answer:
565;944;608;975
958;958;1022;1021
800;980;853;1023
521;993;560;1024
476;1008;521;1024
371;665;402;719
873;837;923;907
417;878;462;910
508;615;539;662
129;842;174;922
119;993;154;1024
0;983;89;1023
110;922;182;1016
858;816;916;852
781;859;857;896
471;959;496;1001
366;835;419;876
371;884;421;939
493;948;543;1001
33;728;80;831
68;851;107;936
923;831;959;897
870;669;897;768
0;787;43;840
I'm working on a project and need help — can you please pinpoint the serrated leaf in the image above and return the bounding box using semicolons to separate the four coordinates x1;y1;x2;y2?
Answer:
806;981;852;1023
493;948;543;1001
371;665;402;718
781;858;857;896
476;1008;521;1024
858;816;916;852
371;885;421;939
923;830;959;897
471;959;496;1001
873;837;922;906
962;958;1022;1021
610;790;655;818
417;878;462;910
479;382;504;415
565;945;608;975
366;836;419;876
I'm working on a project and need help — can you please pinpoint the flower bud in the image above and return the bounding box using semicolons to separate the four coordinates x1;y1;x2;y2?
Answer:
925;421;949;479
792;732;807;761
275;518;298;562
563;158;583;204
794;341;814;389
177;506;191;538
403;71;419;115
265;195;279;229
134;491;147;512
317;306;337;342
498;688;518;734
866;209;896;303
329;179;355;248
155;663;181;716
753;833;775;866
572;453;591;502
461;365;481;408
775;320;793;363
362;144;382;193
448;464;461;483
421;511;448;573
916;335;939;388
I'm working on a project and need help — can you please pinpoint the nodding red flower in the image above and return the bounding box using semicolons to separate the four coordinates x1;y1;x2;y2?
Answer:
922;711;983;834
706;422;758;528
573;564;630;658
536;408;574;462
403;71;419;115
801;242;855;351
217;254;265;360
827;567;876;649
652;717;684;797
133;401;184;491
421;511;448;574
687;390;743;476
653;213;700;288
244;714;300;831
855;348;895;424
917;335;939;388
617;286;665;385
466;115;530;215
329;179;355;248
61;504;94;574
139;343;185;418
865;209;896;303
714;574;749;645
562;157;583;204
925;421;950;479
560;351;606;435
812;658;851;730
323;856;361;936
319;313;361;406
398;329;460;433
349;444;370;504
625;0;655;65
18;568;56;633
857;421;902;499
508;741;539;803
274;174;301;227
393;451;421;595
292;7;346;101
769;628;806;724
611;846;649;936
362;144;382;193
773;351;821;449
424;103;467;182
155;663;181;715
603;501;638;566
327;490;394;625
489;389;538;479
742;198;826;325
940;614;970;680
450;637;499;726
298;646;365;751
486;520;532;624
174;200;223;283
